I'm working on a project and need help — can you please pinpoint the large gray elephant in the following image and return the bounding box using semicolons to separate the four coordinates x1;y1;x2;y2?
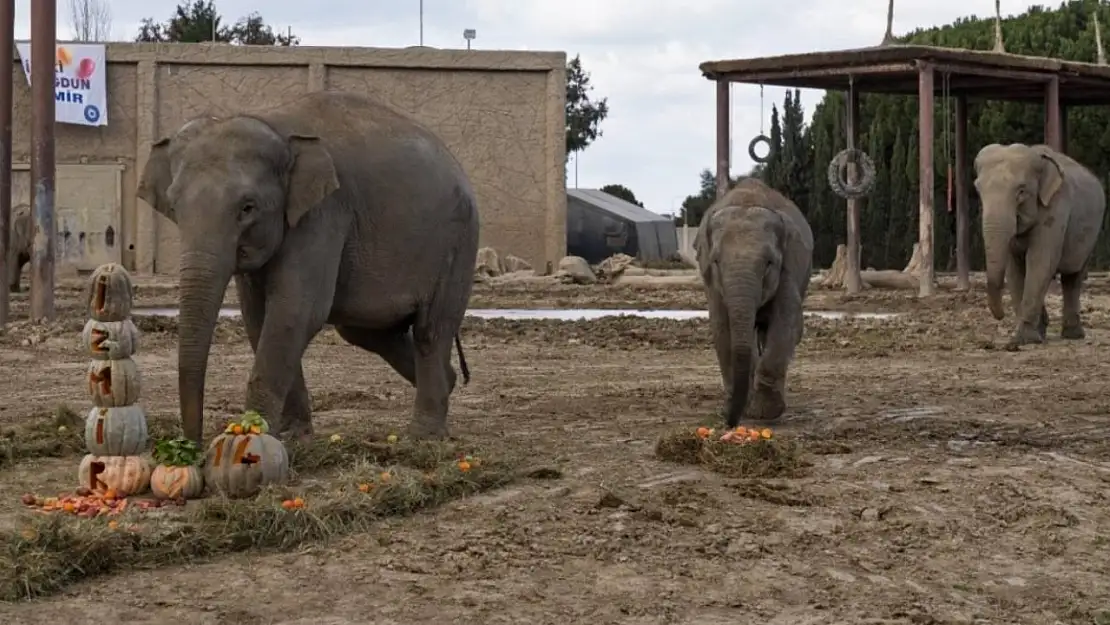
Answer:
694;178;814;427
974;143;1105;349
137;91;480;444
6;204;30;293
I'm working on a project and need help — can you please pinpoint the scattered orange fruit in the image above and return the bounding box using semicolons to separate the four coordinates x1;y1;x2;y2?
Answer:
380;472;392;482
696;426;711;439
281;499;296;510
107;520;119;529
231;424;244;435
358;483;371;493
457;460;471;472
760;428;773;439
292;497;305;508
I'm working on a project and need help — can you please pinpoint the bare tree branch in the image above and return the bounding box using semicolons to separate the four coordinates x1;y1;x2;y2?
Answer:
68;0;112;42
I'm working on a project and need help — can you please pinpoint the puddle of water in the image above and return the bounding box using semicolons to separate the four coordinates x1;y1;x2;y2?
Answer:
130;307;901;321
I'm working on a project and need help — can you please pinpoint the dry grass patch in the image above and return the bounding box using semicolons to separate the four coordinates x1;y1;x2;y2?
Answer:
0;440;518;602
655;426;810;478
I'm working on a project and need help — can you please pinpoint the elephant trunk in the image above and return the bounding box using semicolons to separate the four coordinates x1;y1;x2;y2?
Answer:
720;260;760;428
177;249;234;444
981;203;1016;320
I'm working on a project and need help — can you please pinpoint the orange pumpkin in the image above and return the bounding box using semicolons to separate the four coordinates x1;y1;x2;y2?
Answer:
86;263;134;322
204;431;289;499
150;464;204;500
81;318;141;360
78;454;152;496
86;358;142;407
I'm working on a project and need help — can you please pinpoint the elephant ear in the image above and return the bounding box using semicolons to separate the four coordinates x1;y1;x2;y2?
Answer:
1038;154;1064;207
137;137;175;223
285;134;340;228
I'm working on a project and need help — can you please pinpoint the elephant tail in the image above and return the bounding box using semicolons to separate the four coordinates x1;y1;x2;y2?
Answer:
454;333;471;385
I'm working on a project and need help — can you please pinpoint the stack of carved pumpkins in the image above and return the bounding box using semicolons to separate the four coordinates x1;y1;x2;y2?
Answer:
77;263;154;497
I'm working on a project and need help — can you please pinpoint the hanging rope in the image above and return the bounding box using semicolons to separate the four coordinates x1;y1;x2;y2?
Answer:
748;84;773;164
827;75;876;199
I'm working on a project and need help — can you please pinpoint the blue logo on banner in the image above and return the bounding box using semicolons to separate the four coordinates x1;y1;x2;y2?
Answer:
83;104;100;123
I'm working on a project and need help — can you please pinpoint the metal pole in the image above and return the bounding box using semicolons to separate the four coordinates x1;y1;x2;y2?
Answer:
419;0;424;46
0;0;13;326
30;0;56;321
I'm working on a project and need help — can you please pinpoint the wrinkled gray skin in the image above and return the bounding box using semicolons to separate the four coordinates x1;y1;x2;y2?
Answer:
694;178;814;427
974;143;1105;350
137;91;480;445
6;204;30;293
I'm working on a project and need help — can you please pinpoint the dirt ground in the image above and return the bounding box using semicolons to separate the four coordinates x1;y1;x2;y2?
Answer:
1;272;1109;625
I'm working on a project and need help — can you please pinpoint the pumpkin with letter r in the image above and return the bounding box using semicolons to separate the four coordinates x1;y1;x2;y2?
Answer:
204;411;289;499
85;263;134;322
150;437;205;500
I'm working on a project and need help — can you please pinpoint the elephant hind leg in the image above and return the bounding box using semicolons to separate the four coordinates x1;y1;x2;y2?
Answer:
1060;270;1087;339
334;325;459;393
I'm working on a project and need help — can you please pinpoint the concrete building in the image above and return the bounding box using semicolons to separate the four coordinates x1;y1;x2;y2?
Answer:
8;43;566;276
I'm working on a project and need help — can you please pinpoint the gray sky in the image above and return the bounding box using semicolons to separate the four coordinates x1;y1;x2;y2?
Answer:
21;1;1015;215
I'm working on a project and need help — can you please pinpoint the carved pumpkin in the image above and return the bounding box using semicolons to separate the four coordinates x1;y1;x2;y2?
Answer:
78;454;152;496
86;263;134;322
83;405;149;456
204;432;289;498
81;318;140;360
86;358;141;407
150;464;204;500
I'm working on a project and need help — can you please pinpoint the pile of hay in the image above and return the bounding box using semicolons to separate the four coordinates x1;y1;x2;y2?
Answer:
0;435;517;601
655;426;809;478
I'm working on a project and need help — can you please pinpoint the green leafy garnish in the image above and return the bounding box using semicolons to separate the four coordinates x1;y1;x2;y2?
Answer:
152;437;203;467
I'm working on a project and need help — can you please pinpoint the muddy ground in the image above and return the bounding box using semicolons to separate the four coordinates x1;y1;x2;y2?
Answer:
1;273;1109;624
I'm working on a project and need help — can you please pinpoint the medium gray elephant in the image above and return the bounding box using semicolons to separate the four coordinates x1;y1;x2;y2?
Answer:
974;143;1105;349
694;178;814;427
137;91;480;444
7;204;30;293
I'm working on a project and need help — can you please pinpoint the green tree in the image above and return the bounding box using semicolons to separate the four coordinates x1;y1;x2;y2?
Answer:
136;1;297;45
565;55;609;157
599;184;644;207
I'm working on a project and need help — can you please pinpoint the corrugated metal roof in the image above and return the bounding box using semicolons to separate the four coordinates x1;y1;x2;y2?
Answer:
567;188;671;224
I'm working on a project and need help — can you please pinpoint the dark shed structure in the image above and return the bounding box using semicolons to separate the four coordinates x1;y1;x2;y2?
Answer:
565;188;679;265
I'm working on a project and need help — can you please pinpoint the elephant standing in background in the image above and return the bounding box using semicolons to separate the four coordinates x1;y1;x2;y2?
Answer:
137;91;480;445
974;143;1105;350
7;204;30;293
694;178;814;427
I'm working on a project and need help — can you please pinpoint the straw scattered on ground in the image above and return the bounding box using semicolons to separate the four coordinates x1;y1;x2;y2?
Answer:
0;436;524;601
654;425;810;478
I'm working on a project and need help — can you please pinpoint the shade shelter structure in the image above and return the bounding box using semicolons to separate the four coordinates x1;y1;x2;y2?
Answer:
699;44;1110;296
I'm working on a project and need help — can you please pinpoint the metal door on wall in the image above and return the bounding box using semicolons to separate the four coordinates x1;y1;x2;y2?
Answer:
11;163;124;275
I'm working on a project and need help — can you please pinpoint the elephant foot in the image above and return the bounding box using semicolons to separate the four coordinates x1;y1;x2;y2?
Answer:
1061;323;1086;340
407;417;449;441
747;385;787;423
1004;324;1044;351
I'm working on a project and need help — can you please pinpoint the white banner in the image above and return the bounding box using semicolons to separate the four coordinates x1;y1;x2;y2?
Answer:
14;41;108;127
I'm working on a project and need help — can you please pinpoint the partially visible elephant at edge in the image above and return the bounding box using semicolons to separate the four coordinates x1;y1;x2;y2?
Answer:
137;91;480;445
7;204;30;293
974;143;1105;349
694;178;814;427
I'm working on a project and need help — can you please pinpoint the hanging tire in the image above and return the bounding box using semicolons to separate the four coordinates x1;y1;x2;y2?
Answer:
827;148;876;199
748;134;773;163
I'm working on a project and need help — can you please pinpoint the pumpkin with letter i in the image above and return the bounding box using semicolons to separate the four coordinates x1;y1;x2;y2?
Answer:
78;454;153;496
204;411;289;499
86;263;134;322
84;405;149;456
81;318;140;360
86;358;142;407
150;437;205;500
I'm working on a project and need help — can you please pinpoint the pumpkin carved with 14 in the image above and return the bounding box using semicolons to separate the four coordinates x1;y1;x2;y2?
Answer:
204;431;289;499
83;405;149;456
78;454;153;496
86;358;142;407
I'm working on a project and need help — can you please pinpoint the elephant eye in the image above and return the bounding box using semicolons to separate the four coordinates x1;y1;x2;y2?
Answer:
240;200;256;215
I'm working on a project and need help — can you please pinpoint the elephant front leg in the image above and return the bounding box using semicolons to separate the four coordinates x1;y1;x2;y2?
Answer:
237;275;313;439
1060;269;1087;339
707;291;734;416
747;305;799;423
1004;254;1048;350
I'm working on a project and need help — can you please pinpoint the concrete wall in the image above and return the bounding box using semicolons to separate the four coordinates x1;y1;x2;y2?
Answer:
9;42;566;276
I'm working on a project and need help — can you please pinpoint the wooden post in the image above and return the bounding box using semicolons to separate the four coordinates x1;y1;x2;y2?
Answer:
715;80;730;199
954;95;970;292
1044;76;1062;151
844;80;863;294
917;62;936;297
0;0;12;326
1059;105;1069;154
30;0;56;321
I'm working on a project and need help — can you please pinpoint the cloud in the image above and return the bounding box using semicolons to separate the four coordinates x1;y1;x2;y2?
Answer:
29;0;1003;214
